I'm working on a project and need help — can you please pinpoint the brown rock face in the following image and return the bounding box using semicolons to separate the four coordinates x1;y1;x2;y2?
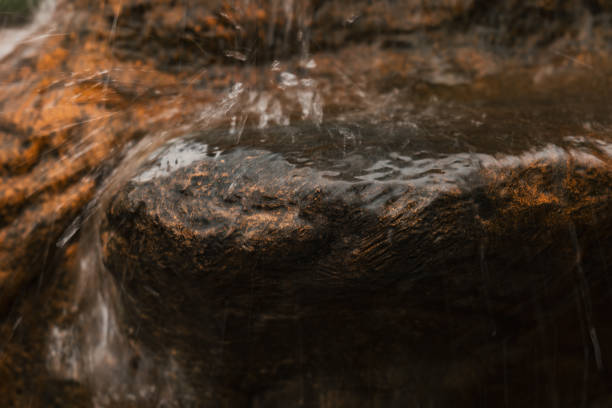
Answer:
2;0;612;314
1;0;612;406
102;100;612;405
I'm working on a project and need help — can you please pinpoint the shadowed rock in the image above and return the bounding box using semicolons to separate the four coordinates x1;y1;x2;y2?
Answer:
0;0;41;26
102;107;612;405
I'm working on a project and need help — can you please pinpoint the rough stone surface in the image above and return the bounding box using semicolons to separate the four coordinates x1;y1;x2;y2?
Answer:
1;0;612;406
2;0;612;315
102;97;612;405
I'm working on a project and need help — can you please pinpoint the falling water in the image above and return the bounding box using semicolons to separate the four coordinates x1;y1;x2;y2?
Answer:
0;0;56;60
35;1;326;404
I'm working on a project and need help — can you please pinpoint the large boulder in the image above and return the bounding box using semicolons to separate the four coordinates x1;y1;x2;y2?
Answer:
1;0;612;406
1;0;612;316
102;97;612;405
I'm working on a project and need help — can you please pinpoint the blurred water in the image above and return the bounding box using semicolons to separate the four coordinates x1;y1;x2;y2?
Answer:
0;0;56;60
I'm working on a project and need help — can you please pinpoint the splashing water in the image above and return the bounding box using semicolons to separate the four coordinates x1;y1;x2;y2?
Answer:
44;82;262;405
0;0;57;60
39;42;330;398
48;209;194;407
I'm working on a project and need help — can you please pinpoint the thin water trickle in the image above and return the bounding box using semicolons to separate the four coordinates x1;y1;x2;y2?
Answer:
44;83;270;405
0;0;57;60
37;41;330;399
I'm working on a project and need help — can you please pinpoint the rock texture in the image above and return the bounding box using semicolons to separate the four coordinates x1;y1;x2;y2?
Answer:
0;0;41;26
1;0;612;406
102;107;612;405
2;0;612;315
0;243;94;408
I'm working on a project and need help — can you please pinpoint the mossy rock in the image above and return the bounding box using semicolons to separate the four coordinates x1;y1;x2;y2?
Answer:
0;0;41;26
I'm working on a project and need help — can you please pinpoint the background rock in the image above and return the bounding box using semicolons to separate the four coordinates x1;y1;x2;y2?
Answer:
0;0;612;406
102;109;612;405
0;0;42;26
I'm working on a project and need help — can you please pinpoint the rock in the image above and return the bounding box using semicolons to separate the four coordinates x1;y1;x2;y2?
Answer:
104;0;609;69
0;242;94;408
1;1;612;404
102;90;612;405
2;0;612;316
104;0;475;67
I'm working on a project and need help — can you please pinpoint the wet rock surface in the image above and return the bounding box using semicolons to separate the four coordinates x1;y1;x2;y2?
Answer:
2;0;612;314
0;249;94;408
1;0;612;406
102;95;612;406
